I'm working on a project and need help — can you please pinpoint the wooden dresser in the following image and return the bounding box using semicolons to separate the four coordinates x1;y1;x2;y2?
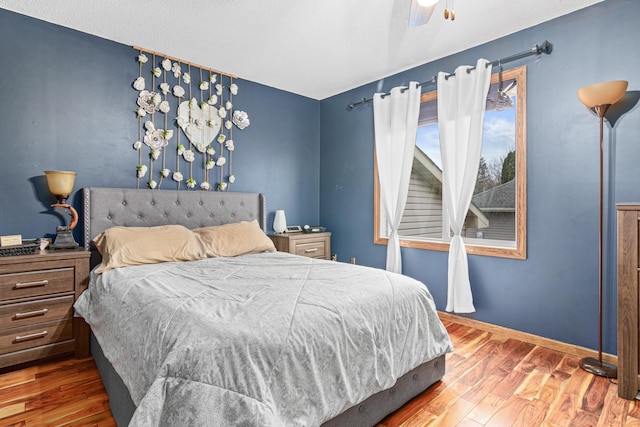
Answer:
269;232;331;260
617;203;640;399
0;249;90;368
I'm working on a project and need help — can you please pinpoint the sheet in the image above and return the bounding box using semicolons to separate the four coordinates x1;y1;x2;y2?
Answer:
75;252;452;426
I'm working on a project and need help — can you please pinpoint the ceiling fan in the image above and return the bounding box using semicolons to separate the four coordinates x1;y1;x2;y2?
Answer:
409;0;455;28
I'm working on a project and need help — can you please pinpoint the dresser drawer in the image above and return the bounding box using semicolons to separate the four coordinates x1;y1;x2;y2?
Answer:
0;267;74;302
0;319;73;355
294;240;327;258
0;295;74;331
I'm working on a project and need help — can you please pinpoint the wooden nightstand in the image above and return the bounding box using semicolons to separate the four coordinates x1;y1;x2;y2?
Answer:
0;249;90;368
269;232;331;260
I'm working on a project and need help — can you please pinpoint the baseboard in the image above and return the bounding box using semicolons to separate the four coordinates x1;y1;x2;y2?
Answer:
438;311;617;365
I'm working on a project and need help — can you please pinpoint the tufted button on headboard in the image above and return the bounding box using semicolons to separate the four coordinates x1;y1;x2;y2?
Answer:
82;187;266;254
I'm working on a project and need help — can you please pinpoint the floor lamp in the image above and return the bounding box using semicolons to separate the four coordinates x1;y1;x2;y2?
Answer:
577;80;628;378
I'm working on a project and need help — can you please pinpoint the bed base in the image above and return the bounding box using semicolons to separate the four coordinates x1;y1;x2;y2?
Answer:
92;333;445;427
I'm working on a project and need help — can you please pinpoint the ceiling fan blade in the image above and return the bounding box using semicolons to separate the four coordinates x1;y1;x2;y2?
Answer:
409;0;436;28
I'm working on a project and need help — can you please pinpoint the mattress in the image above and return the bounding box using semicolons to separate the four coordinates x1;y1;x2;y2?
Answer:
75;251;452;426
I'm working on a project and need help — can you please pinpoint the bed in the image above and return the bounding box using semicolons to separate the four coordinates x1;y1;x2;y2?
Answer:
75;187;452;426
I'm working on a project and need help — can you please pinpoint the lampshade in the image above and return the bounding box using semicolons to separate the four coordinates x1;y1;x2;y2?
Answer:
273;210;287;233
44;170;77;198
577;80;628;109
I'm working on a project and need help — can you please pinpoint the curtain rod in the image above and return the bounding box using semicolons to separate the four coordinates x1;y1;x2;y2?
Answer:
347;40;552;110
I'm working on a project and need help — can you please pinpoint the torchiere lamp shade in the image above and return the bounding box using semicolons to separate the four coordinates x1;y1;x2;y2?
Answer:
577;80;628;109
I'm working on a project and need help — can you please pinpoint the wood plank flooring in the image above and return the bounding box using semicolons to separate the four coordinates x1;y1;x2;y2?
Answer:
1;318;639;426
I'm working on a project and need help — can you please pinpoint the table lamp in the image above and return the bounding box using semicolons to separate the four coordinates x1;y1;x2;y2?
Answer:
44;170;79;249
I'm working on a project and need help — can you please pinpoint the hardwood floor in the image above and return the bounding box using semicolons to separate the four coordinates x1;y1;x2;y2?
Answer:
1;318;638;426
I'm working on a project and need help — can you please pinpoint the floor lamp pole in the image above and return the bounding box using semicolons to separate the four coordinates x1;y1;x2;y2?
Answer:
578;104;617;379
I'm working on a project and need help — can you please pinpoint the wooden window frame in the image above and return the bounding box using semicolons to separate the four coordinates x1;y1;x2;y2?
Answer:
374;65;527;260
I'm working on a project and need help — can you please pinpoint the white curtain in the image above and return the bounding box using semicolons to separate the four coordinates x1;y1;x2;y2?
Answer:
373;82;420;274
438;59;491;313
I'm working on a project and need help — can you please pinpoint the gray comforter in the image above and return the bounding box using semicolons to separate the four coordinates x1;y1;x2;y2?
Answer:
75;252;452;426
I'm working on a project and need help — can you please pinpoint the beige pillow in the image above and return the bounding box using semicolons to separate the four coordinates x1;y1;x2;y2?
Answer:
193;220;276;258
93;225;205;274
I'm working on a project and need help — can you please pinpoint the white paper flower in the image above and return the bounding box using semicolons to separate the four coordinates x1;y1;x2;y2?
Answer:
160;168;170;178
173;85;185;98
133;77;145;91
224;120;232;130
162;58;171;71
172;63;181;78
173;171;183;182
207;147;216;156
217;134;226;143
144;129;168;150
150;149;161;160
230;84;238;95
137;90;161;114
183;149;195;162
162;129;174;140
225;140;234;152
133;140;142;150
205;159;215;170
183;72;191;84
177;144;185;155
225;101;233;110
144;121;155;131
229;175;236;184
195;142;208;153
186;178;196;189
159;82;170;95
216;157;226;166
188;98;197;110
218;107;227;118
136;108;146;118
159;101;170;114
152;67;161;78
207;95;218;105
199;81;209;91
209;74;217;83
138;54;148;64
218;182;227;191
136;164;148;178
215;84;223;95
200;181;211;191
232;110;250;129
148;179;157;189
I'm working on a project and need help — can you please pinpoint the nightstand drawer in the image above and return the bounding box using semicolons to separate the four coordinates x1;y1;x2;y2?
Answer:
0;267;74;302
0;295;74;331
294;241;326;258
0;319;73;355
269;231;331;260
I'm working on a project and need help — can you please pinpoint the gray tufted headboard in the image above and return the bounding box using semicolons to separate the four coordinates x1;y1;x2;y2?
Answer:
82;187;266;255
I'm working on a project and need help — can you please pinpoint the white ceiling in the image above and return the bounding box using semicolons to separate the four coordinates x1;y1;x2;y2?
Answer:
0;0;602;100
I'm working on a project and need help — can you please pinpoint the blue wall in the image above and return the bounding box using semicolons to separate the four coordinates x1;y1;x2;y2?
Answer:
0;9;320;241
320;0;640;354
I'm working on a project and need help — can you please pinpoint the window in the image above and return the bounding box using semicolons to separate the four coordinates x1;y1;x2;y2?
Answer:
374;65;526;259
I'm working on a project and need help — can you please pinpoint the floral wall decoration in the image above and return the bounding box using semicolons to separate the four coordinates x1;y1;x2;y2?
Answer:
132;47;250;191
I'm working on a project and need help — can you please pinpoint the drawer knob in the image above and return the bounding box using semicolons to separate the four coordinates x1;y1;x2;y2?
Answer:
14;330;48;343
305;248;319;253
14;280;48;289
14;308;49;320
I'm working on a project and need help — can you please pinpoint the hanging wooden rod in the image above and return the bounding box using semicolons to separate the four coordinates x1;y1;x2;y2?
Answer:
132;46;237;79
347;40;552;110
